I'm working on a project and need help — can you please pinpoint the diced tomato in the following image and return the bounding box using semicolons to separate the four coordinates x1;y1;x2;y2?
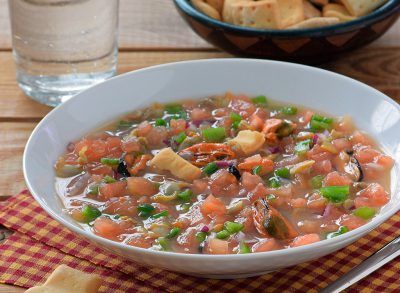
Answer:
241;172;263;192
351;131;374;146
307;193;327;213
312;159;332;175
184;204;208;226
126;233;153;249
303;111;314;124
190;108;212;121
85;140;108;162
103;196;138;217
298;220;319;234
307;145;333;162
122;137;141;153
126;177;158;196
93;217;132;240
331;138;352;152
169;119;187;136
200;194;226;216
290;198;307;208
136;121;152;137
324;171;352;186
290;234;320;247
375;155;394;170
87;163;113;176
192;179;209;194
248;183;269;203
100;181;127;199
249;114;264;131
355;183;389;208
354;145;380;164
235;206;255;233
205;238;229;254
146;126;168;147
238;155;274;175
229;98;256;118
210;170;239;197
175;228;199;253
252;238;281;252
339;214;366;230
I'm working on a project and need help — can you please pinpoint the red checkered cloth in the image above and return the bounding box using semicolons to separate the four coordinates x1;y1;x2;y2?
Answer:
0;191;399;292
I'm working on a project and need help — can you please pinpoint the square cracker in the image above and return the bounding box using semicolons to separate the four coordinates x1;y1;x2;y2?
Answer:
206;0;224;13
25;265;102;293
230;0;283;29
323;3;356;21
278;0;305;28
287;17;340;29
303;0;322;19
223;0;251;23
340;0;388;16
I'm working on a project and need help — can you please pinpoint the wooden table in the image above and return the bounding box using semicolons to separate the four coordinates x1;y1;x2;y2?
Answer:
0;1;399;292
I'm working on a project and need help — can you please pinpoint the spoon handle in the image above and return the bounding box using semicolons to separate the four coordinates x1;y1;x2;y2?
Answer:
321;236;400;293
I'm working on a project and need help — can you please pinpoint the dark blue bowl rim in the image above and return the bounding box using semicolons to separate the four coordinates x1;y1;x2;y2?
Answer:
174;0;400;37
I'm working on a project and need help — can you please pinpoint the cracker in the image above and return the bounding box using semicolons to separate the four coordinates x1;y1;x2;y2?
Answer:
25;265;102;293
340;0;387;16
222;0;251;23
230;0;282;29
303;0;322;19
192;0;221;20
205;0;224;13
309;0;329;6
323;3;356;21
287;17;340;29
278;0;305;28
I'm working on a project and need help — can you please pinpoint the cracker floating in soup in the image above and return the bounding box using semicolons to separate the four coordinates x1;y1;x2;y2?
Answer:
191;0;388;29
55;93;394;254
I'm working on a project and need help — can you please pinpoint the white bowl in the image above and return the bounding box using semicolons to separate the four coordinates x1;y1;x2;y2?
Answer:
23;59;400;278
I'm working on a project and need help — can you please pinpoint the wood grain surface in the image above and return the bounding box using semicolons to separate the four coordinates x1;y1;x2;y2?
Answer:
0;1;399;292
1;0;399;50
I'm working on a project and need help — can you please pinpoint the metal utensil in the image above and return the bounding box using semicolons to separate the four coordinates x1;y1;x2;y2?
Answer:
321;236;400;293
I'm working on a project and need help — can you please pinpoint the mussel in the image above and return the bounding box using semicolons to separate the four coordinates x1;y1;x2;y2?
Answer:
253;199;298;240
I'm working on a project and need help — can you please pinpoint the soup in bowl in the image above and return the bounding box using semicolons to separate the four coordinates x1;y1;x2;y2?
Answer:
55;93;393;255
24;59;400;277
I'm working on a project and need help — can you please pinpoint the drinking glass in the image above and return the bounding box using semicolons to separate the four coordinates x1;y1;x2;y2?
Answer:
8;0;119;107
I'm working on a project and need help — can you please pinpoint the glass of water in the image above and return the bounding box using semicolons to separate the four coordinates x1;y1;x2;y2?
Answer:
8;0;119;107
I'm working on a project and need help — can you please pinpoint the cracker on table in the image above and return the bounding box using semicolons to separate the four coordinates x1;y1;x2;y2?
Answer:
25;264;102;293
323;3;356;21
287;16;340;29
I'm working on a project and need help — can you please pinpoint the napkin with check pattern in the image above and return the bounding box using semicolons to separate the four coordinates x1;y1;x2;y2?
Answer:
0;190;399;292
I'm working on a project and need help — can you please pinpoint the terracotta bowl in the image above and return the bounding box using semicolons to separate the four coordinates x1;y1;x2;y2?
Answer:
174;0;400;63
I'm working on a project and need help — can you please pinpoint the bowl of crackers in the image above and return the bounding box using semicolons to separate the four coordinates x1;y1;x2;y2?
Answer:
174;0;400;63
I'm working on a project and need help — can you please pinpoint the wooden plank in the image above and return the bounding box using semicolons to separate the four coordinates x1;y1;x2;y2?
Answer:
0;0;210;50
0;122;35;198
1;0;399;50
1;48;399;119
0;284;24;293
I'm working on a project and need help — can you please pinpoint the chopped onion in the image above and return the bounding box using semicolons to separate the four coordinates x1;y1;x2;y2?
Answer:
235;231;245;242
312;134;319;145
215;160;237;168
200;226;209;233
268;146;280;154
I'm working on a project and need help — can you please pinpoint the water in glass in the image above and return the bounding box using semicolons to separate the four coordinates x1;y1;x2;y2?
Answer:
8;0;119;106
